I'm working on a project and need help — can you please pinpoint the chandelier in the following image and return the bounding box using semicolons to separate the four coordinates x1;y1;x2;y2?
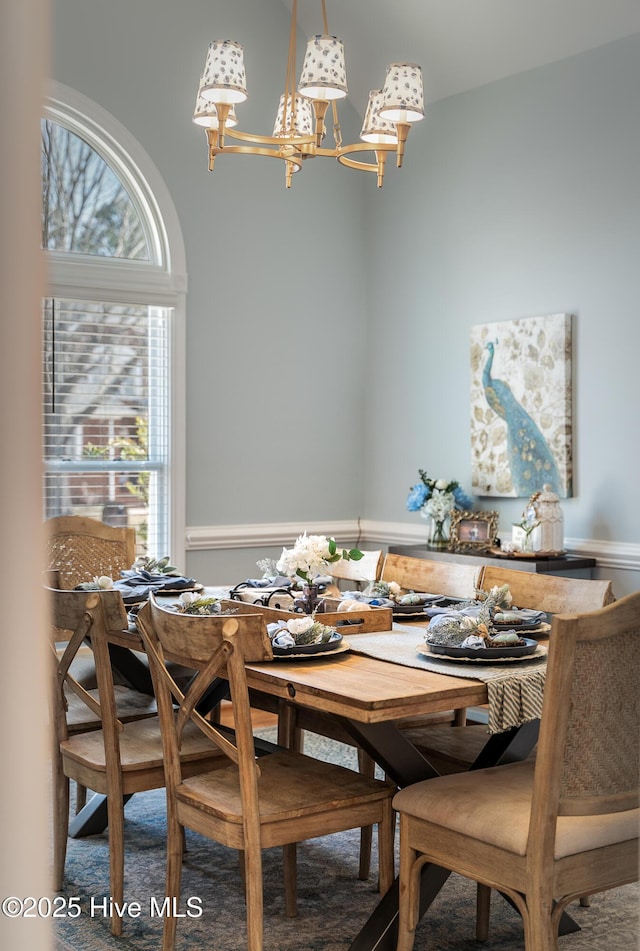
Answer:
192;0;425;188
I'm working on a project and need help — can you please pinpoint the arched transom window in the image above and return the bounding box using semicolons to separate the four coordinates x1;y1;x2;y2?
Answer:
41;86;186;559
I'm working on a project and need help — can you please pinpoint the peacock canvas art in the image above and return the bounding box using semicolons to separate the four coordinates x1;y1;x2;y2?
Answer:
470;313;573;498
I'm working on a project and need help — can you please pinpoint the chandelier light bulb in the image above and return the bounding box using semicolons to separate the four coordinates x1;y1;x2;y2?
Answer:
192;91;238;129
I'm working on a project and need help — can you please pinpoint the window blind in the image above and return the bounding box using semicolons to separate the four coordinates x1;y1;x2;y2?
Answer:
43;297;169;556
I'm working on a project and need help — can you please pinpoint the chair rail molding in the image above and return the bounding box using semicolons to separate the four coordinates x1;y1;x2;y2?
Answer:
185;520;640;573
185;520;362;551
562;537;640;572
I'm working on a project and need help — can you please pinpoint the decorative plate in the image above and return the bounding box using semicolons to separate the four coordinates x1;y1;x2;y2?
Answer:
272;636;349;660
418;645;546;664
391;604;429;618
423;636;539;661
491;620;551;636
154;582;204;595
364;594;459;619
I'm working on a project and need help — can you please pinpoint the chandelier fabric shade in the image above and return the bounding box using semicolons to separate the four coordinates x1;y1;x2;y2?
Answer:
379;63;425;123
193;0;425;188
298;35;348;100
200;40;248;104
272;93;315;139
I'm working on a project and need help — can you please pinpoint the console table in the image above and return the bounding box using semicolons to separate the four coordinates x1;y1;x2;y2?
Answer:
387;545;595;579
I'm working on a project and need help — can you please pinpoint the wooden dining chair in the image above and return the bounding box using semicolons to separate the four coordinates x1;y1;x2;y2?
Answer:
50;587;227;936
280;547;384;876
45;515;158;811
393;590;640;951
381;553;485;733
381;552;485;600
288;552;483;879
480;564;615;613
244;544;382;884
136;594;395;951
45;514;136;589
328;547;384;592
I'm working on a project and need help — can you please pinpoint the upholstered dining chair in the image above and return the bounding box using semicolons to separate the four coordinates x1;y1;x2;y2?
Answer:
136;594;395;951
393;590;639;951
50;587;226;936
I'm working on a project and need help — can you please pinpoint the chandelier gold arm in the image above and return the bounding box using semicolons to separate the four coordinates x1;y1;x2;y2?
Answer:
221;126;316;148
207;130;305;172
311;100;330;146
336;144;392;188
394;122;411;167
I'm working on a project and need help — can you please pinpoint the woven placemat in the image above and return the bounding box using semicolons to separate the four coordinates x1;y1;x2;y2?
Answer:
347;628;547;733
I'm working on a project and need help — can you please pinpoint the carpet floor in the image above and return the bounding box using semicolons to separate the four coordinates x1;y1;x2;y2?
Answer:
55;731;639;951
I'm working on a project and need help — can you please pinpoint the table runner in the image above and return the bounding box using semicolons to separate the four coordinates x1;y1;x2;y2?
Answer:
346;626;547;734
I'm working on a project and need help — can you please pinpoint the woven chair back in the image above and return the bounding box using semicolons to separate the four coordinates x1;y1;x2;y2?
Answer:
533;591;640;827
46;515;136;589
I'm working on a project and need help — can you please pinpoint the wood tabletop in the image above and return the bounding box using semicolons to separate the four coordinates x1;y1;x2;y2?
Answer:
245;647;488;724
110;622;488;725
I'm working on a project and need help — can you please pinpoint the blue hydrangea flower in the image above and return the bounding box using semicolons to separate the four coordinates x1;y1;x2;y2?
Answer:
406;482;430;511
453;485;474;510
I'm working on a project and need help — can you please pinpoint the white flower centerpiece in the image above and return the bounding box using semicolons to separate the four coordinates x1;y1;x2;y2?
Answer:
276;532;363;616
406;469;473;549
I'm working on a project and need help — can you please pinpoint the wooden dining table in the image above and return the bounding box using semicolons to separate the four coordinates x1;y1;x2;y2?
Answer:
74;593;577;950
242;640;549;951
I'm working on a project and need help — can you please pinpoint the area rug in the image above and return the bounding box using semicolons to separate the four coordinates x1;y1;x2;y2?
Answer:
55;732;639;951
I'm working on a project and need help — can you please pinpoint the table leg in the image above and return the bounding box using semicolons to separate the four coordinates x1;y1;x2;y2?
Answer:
338;719;440;786
348;865;452;951
471;718;539;770
68;794;132;838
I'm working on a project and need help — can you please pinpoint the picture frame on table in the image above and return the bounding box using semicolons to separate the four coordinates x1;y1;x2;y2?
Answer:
449;510;499;552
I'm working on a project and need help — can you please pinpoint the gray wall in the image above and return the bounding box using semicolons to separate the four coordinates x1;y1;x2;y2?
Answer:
51;0;369;526
364;34;640;594
50;2;639;594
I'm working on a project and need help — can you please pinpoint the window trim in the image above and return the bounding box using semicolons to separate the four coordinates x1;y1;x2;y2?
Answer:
43;82;187;565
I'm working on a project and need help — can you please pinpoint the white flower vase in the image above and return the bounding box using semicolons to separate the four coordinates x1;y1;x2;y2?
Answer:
428;518;449;550
294;583;326;615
